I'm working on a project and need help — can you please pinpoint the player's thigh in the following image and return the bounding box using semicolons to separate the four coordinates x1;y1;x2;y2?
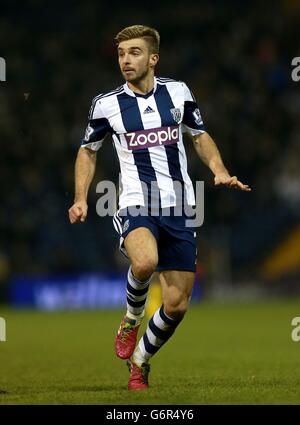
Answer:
124;227;158;268
159;270;195;307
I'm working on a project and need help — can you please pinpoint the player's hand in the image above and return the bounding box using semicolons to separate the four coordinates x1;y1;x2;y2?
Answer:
214;173;251;191
68;201;88;224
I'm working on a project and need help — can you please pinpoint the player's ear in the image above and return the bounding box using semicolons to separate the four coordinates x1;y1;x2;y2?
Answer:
149;53;159;68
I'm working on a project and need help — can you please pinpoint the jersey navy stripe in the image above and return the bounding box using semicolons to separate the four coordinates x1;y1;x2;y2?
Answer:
154;84;186;205
154;85;176;127
116;92;144;132
117;92;160;208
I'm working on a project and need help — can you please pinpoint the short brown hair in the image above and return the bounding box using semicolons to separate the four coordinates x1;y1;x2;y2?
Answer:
115;25;160;54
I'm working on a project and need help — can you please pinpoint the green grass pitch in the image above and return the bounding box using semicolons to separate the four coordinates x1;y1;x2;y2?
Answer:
0;300;300;404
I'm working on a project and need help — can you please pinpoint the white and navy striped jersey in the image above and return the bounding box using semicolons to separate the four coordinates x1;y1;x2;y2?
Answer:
81;76;205;209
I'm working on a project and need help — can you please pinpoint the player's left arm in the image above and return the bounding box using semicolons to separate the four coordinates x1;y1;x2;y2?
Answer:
192;131;251;191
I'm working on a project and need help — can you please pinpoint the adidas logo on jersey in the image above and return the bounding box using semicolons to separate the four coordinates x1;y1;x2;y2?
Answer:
143;106;155;114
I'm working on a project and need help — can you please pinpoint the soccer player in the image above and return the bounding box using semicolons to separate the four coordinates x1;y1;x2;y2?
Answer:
68;25;250;390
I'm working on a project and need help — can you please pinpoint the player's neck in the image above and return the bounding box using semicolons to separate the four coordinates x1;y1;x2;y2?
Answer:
127;74;154;96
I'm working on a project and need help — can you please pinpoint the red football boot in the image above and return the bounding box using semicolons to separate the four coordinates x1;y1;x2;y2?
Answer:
127;359;150;391
115;316;140;359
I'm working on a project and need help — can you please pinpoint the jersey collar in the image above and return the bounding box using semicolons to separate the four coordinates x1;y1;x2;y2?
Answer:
123;77;157;98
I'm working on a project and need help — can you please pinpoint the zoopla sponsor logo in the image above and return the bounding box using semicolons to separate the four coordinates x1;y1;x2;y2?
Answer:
0;57;6;82
124;125;179;150
95;175;204;227
0;317;6;342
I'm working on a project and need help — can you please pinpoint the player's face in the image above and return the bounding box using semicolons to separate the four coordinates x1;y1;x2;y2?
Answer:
118;38;157;83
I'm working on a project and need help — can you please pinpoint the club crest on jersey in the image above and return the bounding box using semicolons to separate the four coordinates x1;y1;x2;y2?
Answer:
170;108;182;124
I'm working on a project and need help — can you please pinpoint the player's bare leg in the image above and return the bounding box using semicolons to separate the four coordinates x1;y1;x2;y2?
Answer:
160;270;195;321
125;227;158;282
129;270;195;390
115;228;158;360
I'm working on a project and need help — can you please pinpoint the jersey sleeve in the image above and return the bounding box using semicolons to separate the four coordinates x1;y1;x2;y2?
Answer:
181;82;205;136
81;97;112;151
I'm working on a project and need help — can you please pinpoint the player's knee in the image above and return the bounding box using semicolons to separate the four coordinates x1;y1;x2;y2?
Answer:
132;257;157;281
164;297;189;321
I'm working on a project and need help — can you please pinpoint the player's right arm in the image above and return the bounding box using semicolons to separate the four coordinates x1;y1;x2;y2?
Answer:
68;95;112;224
69;147;97;224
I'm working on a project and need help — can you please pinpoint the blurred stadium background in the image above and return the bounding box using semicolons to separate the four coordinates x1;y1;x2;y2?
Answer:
1;0;300;305
0;0;300;404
